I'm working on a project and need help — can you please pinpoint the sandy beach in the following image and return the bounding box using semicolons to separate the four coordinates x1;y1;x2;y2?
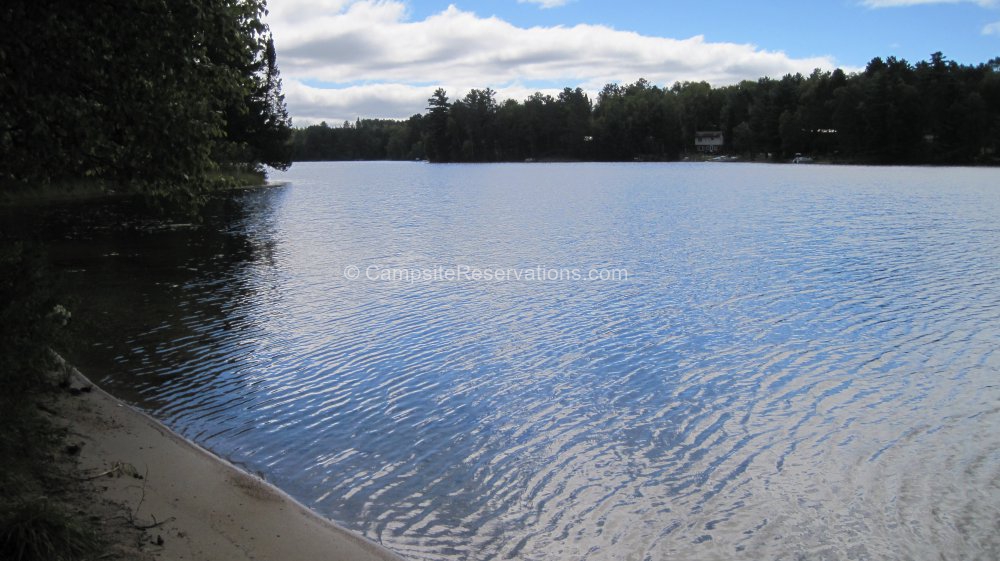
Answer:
57;363;405;561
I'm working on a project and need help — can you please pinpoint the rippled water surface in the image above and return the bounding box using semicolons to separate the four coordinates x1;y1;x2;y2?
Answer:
46;163;1000;559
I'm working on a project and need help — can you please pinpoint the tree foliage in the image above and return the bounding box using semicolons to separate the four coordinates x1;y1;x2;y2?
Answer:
291;53;999;165
0;0;292;199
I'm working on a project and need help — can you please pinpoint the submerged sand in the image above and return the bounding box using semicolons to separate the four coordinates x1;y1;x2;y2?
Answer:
59;364;405;561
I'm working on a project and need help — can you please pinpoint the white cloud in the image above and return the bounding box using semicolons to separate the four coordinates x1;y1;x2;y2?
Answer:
518;0;572;8
861;0;996;7
283;81;432;125
284;80;601;125
267;1;840;124
984;20;1000;33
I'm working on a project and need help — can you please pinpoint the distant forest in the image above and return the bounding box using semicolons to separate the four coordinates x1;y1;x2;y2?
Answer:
291;53;1000;165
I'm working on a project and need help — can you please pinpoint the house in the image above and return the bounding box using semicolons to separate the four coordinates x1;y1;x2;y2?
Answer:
694;131;724;153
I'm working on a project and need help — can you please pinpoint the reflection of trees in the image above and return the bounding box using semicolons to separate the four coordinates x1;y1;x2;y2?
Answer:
37;189;286;408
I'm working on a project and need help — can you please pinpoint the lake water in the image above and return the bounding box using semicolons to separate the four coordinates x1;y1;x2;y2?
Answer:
43;162;1000;560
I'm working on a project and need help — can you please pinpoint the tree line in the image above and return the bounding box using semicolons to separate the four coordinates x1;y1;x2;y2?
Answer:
291;53;1000;165
1;0;293;199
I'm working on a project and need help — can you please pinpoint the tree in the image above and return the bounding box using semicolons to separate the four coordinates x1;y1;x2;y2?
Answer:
424;88;451;162
225;34;293;170
558;87;593;159
456;88;499;161
0;0;292;198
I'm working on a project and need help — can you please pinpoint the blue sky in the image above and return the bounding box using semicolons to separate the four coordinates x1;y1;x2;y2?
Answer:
407;0;998;65
266;0;1000;124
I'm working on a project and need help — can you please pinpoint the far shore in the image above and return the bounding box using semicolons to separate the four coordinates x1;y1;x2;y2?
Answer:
286;157;1000;167
54;359;405;561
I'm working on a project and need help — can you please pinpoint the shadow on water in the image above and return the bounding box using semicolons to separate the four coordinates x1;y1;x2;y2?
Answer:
2;189;286;407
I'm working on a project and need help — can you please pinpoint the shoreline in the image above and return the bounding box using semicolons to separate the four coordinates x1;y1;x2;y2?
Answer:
0;177;288;208
56;360;405;561
287;158;1000;168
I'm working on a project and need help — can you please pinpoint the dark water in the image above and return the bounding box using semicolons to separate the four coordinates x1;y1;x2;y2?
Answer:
38;163;1000;559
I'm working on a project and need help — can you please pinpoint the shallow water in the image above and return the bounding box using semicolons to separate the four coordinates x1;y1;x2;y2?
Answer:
45;162;1000;559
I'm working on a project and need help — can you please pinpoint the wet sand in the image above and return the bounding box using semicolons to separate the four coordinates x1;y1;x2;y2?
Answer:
59;363;405;561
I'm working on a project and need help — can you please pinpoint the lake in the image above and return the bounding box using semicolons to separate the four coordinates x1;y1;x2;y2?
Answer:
44;162;1000;560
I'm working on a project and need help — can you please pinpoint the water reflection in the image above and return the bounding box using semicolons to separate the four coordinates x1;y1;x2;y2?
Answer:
14;191;284;411
32;163;1000;560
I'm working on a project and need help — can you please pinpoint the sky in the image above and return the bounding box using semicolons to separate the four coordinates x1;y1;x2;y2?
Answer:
264;0;1000;125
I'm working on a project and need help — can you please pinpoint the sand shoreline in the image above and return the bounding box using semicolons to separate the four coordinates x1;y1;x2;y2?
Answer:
58;360;405;561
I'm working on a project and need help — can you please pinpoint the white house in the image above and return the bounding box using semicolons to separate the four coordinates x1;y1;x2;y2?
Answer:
694;131;724;153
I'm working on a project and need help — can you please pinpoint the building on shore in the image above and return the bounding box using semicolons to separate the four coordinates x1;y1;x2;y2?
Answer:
694;131;724;154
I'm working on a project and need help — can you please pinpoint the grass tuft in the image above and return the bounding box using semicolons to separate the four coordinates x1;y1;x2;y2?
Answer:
0;501;98;561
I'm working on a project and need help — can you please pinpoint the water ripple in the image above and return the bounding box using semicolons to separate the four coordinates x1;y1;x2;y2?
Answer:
54;162;1000;560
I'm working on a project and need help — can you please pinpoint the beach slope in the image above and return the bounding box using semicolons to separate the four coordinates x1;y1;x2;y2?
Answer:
60;367;405;561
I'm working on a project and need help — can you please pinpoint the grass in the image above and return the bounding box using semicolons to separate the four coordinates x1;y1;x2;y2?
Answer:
0;386;100;561
0;501;98;561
